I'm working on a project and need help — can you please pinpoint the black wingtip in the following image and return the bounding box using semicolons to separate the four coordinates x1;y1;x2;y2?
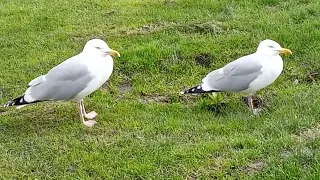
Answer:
3;100;15;107
3;95;29;107
181;85;219;94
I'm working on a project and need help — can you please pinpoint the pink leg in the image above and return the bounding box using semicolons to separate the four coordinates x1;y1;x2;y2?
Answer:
246;94;261;115
247;95;254;111
80;99;97;119
77;100;97;127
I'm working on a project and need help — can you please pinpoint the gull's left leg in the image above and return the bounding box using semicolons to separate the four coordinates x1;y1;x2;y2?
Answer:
80;99;98;119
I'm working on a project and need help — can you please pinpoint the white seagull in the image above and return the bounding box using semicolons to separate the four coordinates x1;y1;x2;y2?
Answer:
4;39;120;127
180;39;292;113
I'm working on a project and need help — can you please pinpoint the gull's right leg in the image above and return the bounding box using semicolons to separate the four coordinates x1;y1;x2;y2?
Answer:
246;94;254;111
246;94;261;115
77;100;96;127
80;99;98;119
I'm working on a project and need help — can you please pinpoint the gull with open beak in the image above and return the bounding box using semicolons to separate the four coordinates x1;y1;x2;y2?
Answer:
180;39;292;114
4;39;120;127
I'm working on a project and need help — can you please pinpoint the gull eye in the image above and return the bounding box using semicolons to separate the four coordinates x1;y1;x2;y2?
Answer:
96;46;102;50
268;45;274;48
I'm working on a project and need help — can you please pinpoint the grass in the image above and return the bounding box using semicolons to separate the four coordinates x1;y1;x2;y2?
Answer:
0;0;320;179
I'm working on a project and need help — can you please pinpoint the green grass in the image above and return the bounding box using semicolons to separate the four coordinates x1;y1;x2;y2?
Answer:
0;0;320;179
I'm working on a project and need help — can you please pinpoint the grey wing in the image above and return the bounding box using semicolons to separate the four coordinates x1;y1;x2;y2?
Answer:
25;55;94;101
28;75;45;87
202;54;263;92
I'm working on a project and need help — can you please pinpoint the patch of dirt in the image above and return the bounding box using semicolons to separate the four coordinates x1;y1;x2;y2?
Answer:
241;95;265;109
100;78;132;95
245;161;266;175
124;22;177;35
138;93;198;104
185;172;197;180
119;79;132;95
179;94;199;104
304;71;319;83
164;0;176;5
182;20;223;34
280;150;293;159
122;20;223;35
100;82;110;92
195;53;213;67
300;147;314;158
67;164;77;173
292;123;320;141
139;94;172;104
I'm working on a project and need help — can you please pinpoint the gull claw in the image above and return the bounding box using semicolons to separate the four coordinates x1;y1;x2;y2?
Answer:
84;111;97;119
83;120;97;127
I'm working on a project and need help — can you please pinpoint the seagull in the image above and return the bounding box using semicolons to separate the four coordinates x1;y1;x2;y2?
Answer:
4;39;120;127
180;39;292;113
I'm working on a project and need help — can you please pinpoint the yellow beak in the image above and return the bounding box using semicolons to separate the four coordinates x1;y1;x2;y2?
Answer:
106;49;120;57
279;48;292;55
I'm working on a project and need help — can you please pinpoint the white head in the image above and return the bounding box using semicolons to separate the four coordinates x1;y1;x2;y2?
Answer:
83;39;120;57
256;39;292;56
